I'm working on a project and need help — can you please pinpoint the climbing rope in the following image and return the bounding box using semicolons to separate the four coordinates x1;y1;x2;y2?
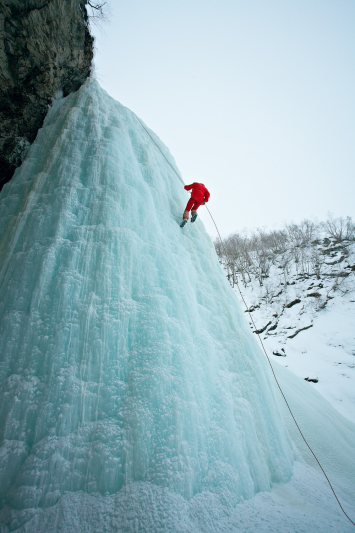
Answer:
135;114;355;527
206;206;355;527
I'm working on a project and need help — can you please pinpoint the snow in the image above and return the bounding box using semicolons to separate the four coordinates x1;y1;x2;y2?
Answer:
230;242;355;423
0;78;354;531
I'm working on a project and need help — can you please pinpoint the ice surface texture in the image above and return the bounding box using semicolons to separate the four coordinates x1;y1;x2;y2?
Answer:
0;79;295;530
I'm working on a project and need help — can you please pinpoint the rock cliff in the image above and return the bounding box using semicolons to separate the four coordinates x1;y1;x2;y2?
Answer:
0;0;94;189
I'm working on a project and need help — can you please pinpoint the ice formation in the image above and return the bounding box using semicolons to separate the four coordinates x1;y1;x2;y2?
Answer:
0;79;354;532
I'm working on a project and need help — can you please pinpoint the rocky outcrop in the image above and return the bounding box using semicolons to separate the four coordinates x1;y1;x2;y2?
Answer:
0;0;94;189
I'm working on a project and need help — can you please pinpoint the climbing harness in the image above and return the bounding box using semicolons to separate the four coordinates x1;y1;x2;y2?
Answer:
135;114;355;527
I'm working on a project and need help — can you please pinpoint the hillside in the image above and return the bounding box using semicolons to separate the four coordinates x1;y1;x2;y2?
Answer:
215;220;355;423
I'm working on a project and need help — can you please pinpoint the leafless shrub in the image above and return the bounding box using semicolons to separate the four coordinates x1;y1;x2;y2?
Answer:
261;282;274;304
326;270;352;296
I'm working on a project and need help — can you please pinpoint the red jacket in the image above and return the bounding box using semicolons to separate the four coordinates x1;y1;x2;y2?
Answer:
184;182;210;204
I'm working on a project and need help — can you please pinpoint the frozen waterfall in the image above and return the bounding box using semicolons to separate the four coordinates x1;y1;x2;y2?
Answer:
0;79;354;532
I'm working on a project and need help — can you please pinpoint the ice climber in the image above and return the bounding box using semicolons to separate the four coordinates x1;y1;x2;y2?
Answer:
180;182;210;227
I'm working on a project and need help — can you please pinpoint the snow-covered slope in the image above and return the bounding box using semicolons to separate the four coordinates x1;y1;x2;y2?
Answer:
0;79;354;532
230;240;355;423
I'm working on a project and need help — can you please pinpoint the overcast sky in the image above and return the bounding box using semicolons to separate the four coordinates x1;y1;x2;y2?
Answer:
91;0;355;238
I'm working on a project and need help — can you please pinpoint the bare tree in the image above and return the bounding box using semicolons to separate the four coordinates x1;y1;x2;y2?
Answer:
286;219;319;247
214;216;354;295
266;230;288;255
278;253;292;284
251;245;272;286
322;215;355;242
310;248;322;279
299;219;319;244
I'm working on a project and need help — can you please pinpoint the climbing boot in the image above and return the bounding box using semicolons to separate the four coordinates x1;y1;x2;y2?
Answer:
191;211;198;223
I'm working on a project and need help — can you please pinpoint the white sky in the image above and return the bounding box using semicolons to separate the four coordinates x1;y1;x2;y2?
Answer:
91;0;355;238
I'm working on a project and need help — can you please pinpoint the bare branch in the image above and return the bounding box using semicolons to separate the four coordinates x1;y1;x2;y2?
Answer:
86;1;110;25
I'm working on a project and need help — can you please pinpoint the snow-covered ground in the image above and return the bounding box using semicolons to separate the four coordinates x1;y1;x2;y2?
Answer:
228;239;355;423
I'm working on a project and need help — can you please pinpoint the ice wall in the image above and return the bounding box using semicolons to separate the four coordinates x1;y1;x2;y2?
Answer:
0;79;294;531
